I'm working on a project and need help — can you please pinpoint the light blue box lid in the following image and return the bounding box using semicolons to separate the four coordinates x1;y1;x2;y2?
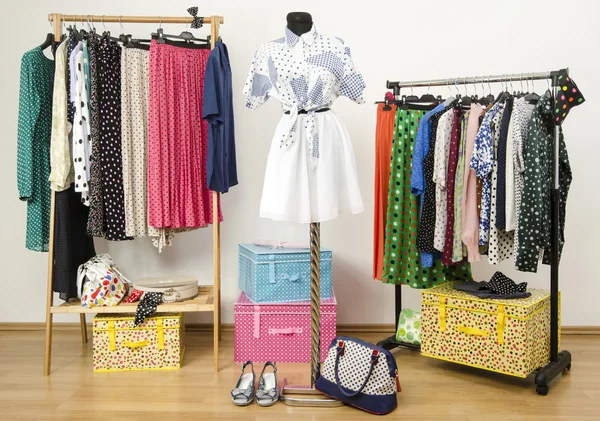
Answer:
239;243;332;255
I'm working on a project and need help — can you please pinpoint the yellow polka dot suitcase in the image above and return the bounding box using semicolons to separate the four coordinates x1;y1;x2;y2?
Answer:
420;282;557;378
92;313;185;372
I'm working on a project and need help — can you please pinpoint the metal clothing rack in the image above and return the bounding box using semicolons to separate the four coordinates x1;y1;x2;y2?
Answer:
43;13;224;376
377;70;572;396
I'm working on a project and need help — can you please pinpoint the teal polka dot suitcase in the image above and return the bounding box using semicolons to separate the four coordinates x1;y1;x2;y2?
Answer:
238;244;333;303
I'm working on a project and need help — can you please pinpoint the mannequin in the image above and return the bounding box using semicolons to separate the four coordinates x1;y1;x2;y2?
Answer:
286;12;313;36
244;12;365;404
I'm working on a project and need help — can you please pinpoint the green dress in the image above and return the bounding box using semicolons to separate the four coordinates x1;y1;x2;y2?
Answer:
17;47;54;252
381;108;472;288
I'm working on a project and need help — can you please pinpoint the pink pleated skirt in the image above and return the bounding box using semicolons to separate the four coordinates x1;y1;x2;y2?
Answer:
148;40;221;229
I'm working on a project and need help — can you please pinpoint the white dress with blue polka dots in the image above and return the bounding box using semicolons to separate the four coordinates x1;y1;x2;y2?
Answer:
244;26;365;223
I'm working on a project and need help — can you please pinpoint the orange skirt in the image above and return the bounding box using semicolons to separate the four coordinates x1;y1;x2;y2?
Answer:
373;103;397;280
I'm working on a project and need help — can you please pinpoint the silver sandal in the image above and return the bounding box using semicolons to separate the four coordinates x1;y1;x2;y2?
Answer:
256;361;279;407
231;361;255;406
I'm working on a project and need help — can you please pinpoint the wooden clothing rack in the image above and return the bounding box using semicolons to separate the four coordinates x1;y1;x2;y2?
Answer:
43;13;224;376
377;70;572;396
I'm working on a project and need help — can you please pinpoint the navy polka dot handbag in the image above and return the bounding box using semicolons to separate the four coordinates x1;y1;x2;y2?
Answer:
315;336;401;414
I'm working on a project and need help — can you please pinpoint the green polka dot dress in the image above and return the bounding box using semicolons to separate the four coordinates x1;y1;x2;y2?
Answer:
381;108;472;288
17;47;54;252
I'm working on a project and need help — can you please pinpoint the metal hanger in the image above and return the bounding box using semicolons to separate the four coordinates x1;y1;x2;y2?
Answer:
524;72;541;103
459;78;471;106
78;15;88;39
485;76;495;104
518;73;525;97
496;74;509;103
509;75;516;96
100;15;121;43
405;82;419;102
419;81;438;102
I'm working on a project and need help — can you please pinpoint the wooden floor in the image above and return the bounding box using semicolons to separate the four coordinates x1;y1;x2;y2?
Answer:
0;331;599;421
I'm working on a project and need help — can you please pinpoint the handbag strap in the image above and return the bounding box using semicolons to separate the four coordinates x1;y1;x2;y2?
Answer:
334;340;380;398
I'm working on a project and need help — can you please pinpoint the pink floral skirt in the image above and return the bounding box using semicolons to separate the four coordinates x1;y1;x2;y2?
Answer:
148;40;221;228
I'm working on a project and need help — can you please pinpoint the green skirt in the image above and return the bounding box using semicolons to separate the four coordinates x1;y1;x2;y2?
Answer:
381;108;471;288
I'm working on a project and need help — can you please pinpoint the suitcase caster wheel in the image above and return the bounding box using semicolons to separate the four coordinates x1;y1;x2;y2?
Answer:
565;363;571;371
536;385;549;396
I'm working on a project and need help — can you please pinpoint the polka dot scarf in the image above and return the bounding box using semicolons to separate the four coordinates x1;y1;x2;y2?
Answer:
487;271;527;295
554;71;585;126
134;292;163;327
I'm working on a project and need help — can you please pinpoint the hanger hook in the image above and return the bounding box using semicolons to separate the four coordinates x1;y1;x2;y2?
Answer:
119;16;124;32
427;81;431;94
531;73;535;93
101;15;106;30
159;17;162;30
520;73;524;93
410;82;414;96
447;78;452;94
529;73;533;93
463;78;469;97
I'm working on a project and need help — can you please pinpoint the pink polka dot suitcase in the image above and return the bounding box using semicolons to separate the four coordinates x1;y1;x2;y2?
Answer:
92;313;185;372
238;243;333;303
234;291;337;363
421;282;555;378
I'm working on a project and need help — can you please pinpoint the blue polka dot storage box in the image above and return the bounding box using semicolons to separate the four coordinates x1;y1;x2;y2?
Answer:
238;243;333;303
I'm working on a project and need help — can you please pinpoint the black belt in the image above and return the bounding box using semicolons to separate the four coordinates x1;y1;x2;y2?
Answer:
284;108;330;115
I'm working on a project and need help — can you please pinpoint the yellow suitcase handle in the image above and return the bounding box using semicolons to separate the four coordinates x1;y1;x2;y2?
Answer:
124;340;149;349
108;319;165;351
456;326;490;337
437;299;505;345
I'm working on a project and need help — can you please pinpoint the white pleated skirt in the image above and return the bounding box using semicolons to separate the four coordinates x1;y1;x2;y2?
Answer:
260;110;364;223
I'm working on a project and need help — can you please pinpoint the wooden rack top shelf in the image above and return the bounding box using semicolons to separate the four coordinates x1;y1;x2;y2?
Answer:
48;14;224;25
50;286;214;314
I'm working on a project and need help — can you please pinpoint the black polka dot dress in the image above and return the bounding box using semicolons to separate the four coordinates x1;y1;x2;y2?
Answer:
97;39;131;241
86;34;106;237
417;106;451;253
516;94;572;272
487;106;514;264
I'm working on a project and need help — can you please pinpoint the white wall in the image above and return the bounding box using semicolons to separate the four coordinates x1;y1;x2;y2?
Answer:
1;0;599;326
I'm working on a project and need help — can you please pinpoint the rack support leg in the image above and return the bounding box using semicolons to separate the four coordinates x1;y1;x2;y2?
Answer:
79;314;88;343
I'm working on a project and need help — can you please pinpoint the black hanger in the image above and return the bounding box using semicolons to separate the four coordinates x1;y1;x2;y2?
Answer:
151;27;209;45
383;95;392;111
123;34;151;51
524;91;540;104
420;92;438;102
496;91;512;105
67;25;81;42
477;95;489;106
101;30;121;44
39;33;54;51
